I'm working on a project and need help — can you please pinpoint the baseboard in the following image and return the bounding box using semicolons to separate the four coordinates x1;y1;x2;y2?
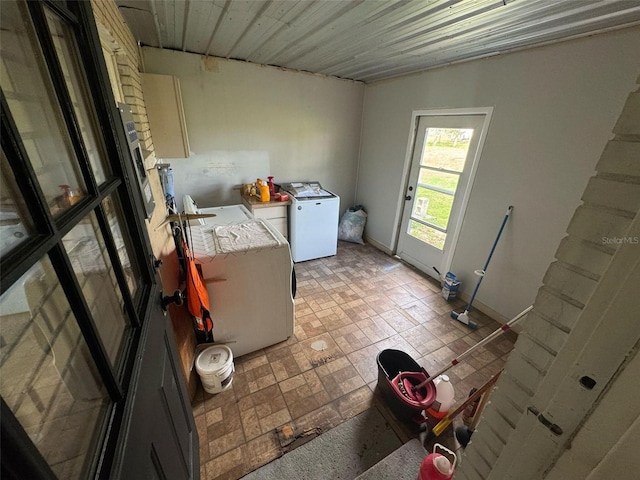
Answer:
455;292;525;332
363;235;393;255
456;292;508;324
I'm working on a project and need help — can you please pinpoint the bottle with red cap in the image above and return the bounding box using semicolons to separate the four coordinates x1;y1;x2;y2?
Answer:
425;375;455;419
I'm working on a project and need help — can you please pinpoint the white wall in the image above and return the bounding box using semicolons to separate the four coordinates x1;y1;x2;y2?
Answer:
357;27;640;319
142;48;364;210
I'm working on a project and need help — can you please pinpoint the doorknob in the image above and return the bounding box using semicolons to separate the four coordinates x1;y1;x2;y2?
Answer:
405;195;412;201
160;289;184;313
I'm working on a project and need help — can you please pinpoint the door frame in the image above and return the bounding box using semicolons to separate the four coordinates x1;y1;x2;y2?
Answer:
392;107;494;276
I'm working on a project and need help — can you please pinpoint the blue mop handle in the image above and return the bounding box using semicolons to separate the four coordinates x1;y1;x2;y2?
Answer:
465;206;513;310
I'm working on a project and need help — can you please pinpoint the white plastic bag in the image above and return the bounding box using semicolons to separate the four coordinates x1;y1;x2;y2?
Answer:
338;207;367;244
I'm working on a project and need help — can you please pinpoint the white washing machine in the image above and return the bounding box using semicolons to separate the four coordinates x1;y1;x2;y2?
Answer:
281;182;340;263
182;196;295;357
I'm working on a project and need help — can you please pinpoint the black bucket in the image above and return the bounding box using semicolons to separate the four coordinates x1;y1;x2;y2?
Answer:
376;349;437;423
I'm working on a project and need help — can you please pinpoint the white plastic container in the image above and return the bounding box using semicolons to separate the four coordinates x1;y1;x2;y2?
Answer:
195;345;234;394
426;375;455;419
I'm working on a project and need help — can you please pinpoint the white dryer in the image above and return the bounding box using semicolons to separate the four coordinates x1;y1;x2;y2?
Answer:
183;198;295;357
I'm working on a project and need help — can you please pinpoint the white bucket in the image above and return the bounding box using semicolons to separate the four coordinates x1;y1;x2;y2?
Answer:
195;345;234;394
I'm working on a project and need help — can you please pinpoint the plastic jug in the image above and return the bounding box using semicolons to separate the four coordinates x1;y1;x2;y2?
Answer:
417;443;456;480
259;183;270;202
426;375;455;419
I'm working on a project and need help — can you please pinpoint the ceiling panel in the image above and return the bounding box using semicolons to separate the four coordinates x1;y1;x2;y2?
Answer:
115;0;640;83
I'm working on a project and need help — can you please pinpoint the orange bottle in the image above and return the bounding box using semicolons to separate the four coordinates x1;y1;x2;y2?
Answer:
259;184;270;202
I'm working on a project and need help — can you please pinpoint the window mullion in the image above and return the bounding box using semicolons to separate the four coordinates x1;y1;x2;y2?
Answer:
48;244;124;401
26;1;99;197
409;216;448;234
1;400;57;480
94;203;139;329
416;181;456;196
68;1;157;289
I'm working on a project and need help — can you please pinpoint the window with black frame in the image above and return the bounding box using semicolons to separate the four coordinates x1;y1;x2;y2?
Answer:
0;1;150;478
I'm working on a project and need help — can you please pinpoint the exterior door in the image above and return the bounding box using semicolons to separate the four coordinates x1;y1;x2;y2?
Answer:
0;1;197;478
396;111;491;278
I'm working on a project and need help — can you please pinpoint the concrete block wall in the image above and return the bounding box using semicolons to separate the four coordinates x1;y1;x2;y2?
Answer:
456;74;640;479
91;0;199;397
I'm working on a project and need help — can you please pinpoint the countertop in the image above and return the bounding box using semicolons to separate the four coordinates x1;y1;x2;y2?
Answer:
241;194;291;208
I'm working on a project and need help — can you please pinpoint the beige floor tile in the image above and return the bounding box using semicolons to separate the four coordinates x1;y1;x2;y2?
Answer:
380;308;420;333
330;323;372;355
356;315;396;343
192;241;517;478
298;332;344;367
244;431;282;471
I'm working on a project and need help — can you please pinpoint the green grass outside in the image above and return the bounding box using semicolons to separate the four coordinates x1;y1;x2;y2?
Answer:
409;129;472;247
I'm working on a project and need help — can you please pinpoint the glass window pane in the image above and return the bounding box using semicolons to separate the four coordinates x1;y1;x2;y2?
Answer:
408;220;446;250
418;169;460;194
102;194;141;298
0;257;110;479
413;186;454;230
1;148;35;257
63;212;130;367
45;8;110;184
0;0;86;216
422;127;474;172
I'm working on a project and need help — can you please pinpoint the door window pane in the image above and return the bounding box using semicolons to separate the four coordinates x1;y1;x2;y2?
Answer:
409;220;446;250
413;187;454;230
407;126;475;248
422;128;474;172
418;169;460;193
45;8;110;184
0;0;86;216
102;194;140;298
1;148;34;257
0;257;110;479
63;212;130;367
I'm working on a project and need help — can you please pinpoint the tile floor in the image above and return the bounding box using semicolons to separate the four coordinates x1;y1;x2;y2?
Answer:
192;241;517;480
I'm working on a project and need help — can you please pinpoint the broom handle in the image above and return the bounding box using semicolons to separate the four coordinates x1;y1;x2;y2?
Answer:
465;206;513;310
413;305;533;391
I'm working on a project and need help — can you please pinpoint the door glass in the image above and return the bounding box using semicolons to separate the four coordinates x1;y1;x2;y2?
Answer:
45;7;110;184
63;212;131;367
408;127;474;249
0;0;86;216
102;194;141;298
1;149;35;257
0;257;111;479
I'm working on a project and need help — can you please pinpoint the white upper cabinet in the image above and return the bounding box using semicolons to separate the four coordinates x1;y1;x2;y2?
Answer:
141;73;190;159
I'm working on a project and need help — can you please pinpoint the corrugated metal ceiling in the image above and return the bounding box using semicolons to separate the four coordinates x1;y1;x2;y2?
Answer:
115;0;640;83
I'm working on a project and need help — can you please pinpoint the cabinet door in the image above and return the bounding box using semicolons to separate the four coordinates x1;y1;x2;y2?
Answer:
141;73;190;158
252;206;288;238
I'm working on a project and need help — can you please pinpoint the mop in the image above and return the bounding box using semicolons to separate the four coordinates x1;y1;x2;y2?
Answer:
452;206;513;329
410;305;532;394
387;305;533;412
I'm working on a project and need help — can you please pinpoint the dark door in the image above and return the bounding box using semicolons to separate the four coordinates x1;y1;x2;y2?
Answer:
0;1;197;478
112;288;196;479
